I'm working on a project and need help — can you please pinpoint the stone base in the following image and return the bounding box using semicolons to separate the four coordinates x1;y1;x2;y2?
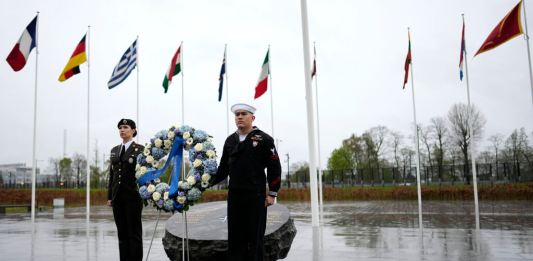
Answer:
162;201;297;261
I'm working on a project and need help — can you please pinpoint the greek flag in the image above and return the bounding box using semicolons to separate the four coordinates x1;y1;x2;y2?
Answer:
108;40;137;89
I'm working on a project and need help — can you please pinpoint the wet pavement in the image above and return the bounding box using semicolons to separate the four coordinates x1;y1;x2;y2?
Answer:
1;200;532;260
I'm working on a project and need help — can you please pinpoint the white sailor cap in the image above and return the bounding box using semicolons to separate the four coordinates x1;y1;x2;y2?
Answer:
231;103;256;114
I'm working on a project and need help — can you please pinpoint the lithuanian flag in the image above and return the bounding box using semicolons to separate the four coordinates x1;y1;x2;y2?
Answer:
59;34;87;82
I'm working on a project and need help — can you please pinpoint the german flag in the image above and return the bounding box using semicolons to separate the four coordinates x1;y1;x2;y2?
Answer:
475;1;523;56
59;34;87;82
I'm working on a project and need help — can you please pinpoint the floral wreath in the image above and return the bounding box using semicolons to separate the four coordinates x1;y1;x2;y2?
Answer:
135;125;217;213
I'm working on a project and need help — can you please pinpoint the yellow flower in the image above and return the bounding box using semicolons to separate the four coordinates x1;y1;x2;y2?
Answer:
146;156;154;164
167;131;175;139
154;138;163;148
143;147;150;156
187;175;196;185
177;196;186;204
201;174;211;182
194;143;204;152
164;139;172;149
163;192;169;200
183;132;191;139
193;159;202;168
206;150;216;158
147;184;156;193
152;192;161;201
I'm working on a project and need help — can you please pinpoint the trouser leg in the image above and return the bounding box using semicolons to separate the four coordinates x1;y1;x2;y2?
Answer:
227;189;247;261
246;191;266;261
126;197;143;261
112;196;130;261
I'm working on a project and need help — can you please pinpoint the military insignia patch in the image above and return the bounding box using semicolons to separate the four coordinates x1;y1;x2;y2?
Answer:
122;119;127;124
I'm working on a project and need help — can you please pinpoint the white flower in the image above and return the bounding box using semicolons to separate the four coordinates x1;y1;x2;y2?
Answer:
187;175;196;185
152;191;161;201
167;131;175;139
135;171;142;179
152;160;159;168
183;132;191;139
194;143;204;152
143;148;150;156
193;159;202;168
201;181;209;188
186;138;194;145
139;166;147;175
206;150;216;158
163;192;169;200
146;156;154;164
146;143;152;149
154;138;163;148
147;184;156;193
201;174;211;182
135;164;141;171
164;139;172;149
177;196;186;204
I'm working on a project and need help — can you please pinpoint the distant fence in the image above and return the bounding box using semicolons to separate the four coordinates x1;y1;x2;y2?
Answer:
2;162;532;189
283;162;533;188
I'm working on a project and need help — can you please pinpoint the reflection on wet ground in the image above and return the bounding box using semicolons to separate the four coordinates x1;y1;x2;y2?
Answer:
0;200;532;260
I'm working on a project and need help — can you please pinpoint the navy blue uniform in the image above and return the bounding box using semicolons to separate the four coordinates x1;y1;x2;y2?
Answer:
212;127;282;261
108;142;144;261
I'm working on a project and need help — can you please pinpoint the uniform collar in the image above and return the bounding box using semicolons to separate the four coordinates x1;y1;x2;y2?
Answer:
122;140;134;151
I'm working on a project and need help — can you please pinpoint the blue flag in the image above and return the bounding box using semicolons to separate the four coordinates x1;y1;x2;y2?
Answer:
218;47;226;101
108;40;137;89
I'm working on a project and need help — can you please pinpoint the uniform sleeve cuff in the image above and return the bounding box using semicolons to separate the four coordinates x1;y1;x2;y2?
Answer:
268;191;278;197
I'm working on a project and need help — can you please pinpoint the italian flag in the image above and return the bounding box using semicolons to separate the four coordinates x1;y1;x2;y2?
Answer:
254;49;270;99
162;44;182;93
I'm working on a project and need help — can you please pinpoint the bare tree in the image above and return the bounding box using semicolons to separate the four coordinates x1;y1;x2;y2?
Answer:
447;103;486;184
72;153;87;189
488;133;504;177
390;131;403;184
362;126;390;170
48;157;61;187
419;124;434;181
430;117;448;182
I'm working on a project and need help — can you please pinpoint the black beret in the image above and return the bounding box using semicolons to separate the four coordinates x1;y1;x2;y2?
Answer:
117;119;137;137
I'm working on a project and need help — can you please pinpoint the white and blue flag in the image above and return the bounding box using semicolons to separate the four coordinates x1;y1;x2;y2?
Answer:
108;40;137;89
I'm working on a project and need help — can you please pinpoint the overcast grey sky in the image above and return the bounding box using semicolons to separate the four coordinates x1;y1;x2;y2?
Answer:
1;0;533;171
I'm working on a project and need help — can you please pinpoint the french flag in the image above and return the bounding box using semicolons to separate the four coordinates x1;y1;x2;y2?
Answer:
6;16;38;72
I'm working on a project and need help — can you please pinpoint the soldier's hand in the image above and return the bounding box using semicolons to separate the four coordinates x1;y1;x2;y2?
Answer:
107;200;112;207
265;196;275;207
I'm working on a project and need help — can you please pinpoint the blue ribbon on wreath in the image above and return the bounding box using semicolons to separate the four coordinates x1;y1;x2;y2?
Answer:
137;137;184;205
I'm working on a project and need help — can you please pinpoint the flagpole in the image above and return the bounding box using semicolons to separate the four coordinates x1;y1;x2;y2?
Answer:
30;11;40;224
136;35;140;139
225;44;230;135
522;0;533;107
299;0;320;227
268;45;275;140
181;41;185;125
462;14;480;231
408;28;423;231
313;42;324;224
86;25;91;224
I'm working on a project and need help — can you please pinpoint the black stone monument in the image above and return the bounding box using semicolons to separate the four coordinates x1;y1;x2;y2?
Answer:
163;201;296;261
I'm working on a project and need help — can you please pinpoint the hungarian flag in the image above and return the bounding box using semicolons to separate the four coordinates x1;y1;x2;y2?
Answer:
6;15;38;72
58;34;87;82
459;20;466;81
311;45;317;78
254;49;270;99
403;31;412;89
475;1;523;56
162;44;182;93
218;46;226;102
